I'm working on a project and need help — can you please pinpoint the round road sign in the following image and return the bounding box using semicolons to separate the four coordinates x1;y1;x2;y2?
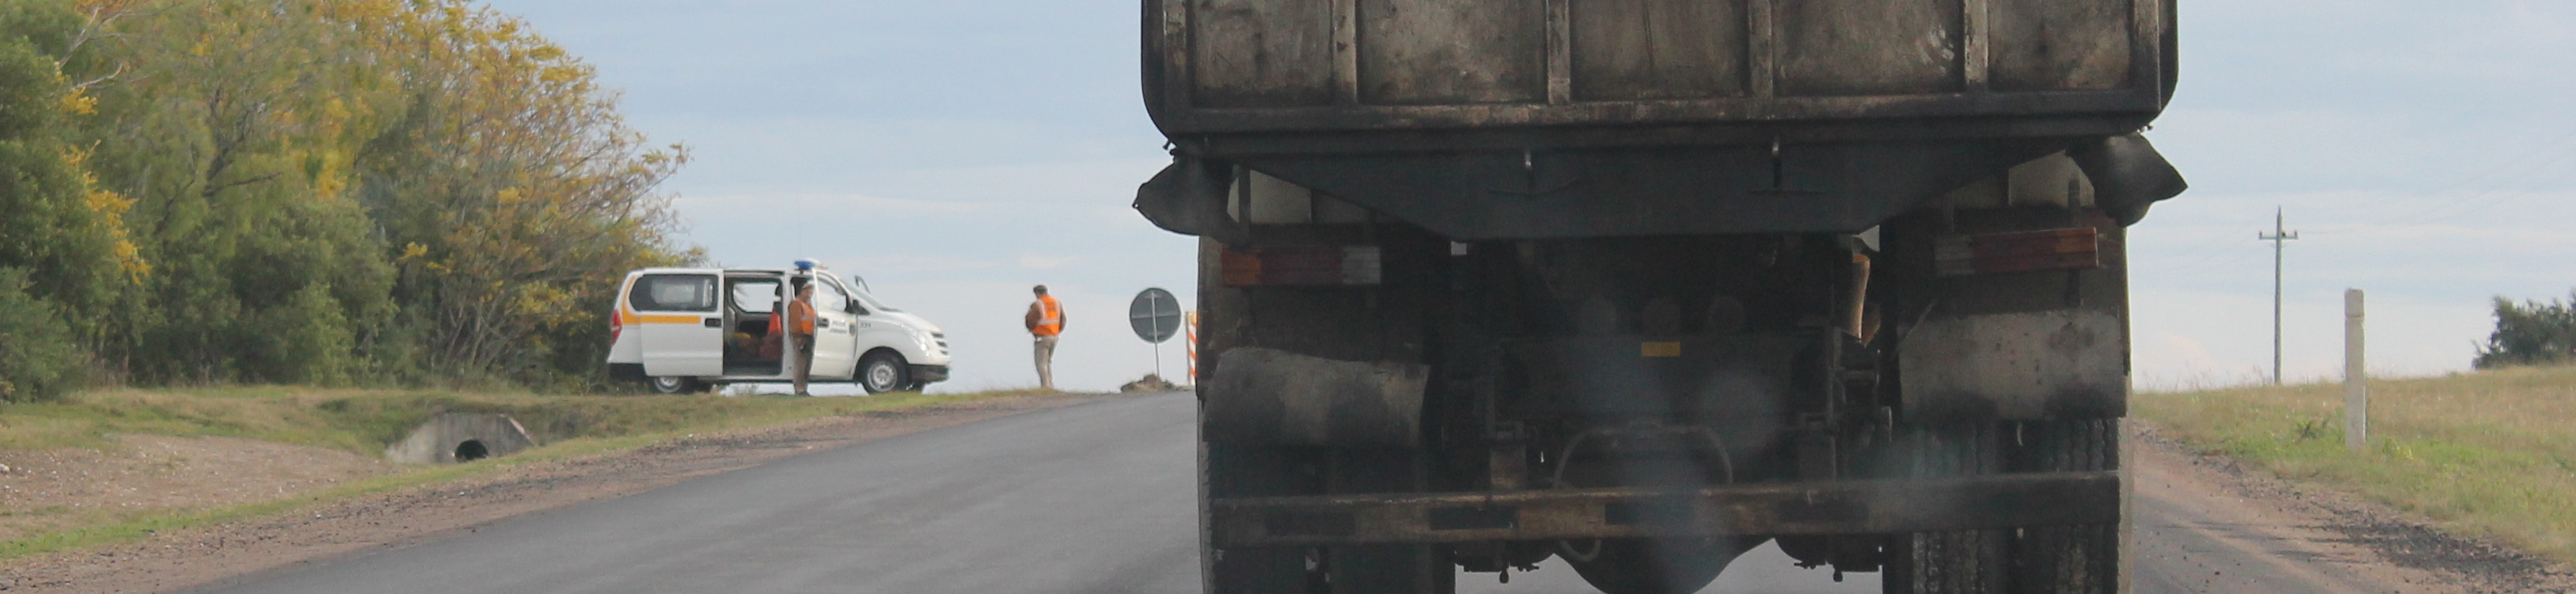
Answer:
1129;288;1182;344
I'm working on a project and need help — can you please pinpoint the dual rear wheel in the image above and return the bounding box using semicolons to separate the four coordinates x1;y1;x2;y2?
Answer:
1200;420;2122;594
1882;419;2122;594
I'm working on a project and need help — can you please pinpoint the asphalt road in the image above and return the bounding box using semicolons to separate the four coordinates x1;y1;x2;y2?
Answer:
184;392;2392;594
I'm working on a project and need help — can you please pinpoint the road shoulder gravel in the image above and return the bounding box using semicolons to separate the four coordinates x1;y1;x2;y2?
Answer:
2132;422;2576;593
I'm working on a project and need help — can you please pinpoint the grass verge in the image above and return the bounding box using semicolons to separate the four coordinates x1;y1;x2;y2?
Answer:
0;387;1052;561
2135;365;2576;564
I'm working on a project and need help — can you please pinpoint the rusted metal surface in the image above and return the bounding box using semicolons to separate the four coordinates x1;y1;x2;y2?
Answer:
1141;0;2182;240
1163;92;2160;138
1568;0;1750;101
1356;0;1548;105
1145;0;2171;138
1990;0;2136;92
1209;471;2121;547
1776;0;1963;96
1187;0;1336;108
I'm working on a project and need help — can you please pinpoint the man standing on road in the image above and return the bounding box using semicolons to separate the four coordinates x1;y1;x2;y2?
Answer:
1025;285;1065;391
781;279;820;396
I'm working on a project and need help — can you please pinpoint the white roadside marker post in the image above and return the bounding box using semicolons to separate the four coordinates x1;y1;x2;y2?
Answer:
2344;289;2367;453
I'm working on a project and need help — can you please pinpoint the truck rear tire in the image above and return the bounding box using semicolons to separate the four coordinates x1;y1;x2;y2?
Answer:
1880;420;2122;594
2005;419;2121;594
1883;423;2005;594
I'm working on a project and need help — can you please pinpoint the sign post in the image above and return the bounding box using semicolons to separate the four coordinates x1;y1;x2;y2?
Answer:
1129;288;1182;380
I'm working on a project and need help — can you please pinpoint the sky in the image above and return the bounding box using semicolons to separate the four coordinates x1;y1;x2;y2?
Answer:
477;0;2576;394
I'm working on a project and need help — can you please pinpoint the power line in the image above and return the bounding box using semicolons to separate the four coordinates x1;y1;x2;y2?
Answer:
2407;149;2576;224
2335;127;2576;214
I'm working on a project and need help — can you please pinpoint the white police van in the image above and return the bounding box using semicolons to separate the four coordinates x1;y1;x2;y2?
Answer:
604;262;949;394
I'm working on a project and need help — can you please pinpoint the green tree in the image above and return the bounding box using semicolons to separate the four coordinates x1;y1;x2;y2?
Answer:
11;0;689;391
2475;294;2576;369
0;0;130;399
71;0;399;383
354;0;690;387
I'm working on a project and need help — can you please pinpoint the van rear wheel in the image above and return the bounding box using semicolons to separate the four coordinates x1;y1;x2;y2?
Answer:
859;351;909;394
648;376;700;394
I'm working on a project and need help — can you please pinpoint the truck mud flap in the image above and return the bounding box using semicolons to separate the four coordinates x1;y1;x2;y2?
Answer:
1208;471;2118;548
1899;309;2128;421
1202;347;1429;448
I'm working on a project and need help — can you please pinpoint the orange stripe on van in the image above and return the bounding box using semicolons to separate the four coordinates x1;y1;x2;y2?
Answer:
618;309;703;325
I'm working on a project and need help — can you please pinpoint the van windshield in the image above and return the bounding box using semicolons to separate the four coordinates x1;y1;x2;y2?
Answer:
852;289;900;314
830;274;899;313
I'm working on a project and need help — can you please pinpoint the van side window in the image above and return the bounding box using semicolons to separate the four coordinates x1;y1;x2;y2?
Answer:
629;275;717;311
815;279;853;314
732;280;781;314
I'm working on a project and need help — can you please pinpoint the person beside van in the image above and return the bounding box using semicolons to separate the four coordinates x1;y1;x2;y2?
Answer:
774;279;820;395
1025;285;1065;391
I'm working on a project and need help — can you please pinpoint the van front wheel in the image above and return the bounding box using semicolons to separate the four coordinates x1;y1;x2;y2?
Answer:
648;376;700;394
859;351;910;394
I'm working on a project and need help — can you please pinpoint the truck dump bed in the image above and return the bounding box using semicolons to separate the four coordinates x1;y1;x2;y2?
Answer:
1135;0;2180;239
1146;0;2173;141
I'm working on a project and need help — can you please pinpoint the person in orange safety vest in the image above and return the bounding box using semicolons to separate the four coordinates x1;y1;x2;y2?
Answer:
773;279;820;395
1024;285;1065;391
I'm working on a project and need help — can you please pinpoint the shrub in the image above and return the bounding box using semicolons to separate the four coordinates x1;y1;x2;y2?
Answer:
0;268;83;401
254;283;355;386
2475;293;2576;369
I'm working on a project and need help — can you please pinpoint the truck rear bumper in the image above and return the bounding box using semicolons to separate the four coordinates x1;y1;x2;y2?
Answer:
1209;470;2117;548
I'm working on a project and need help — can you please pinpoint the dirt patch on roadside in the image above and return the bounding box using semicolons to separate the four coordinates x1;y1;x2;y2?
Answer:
0;392;1116;593
0;436;395;544
2133;422;2576;593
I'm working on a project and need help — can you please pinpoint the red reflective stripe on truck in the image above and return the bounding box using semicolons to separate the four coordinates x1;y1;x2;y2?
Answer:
1933;228;2102;277
1219;246;1382;287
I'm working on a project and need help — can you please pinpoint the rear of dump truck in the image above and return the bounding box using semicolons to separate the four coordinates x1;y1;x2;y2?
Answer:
1133;2;2184;592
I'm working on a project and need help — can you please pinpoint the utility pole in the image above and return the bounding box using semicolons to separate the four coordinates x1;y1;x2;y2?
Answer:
2345;289;2367;452
2259;207;2300;385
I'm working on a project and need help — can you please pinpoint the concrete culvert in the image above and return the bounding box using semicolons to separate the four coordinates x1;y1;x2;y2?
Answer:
386;413;535;464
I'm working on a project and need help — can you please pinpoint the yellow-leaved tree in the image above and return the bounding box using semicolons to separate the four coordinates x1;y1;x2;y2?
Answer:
46;0;692;389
